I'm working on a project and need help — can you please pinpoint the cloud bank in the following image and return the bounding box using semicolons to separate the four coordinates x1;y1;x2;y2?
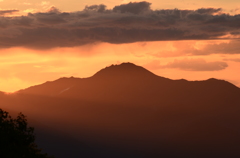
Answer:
224;58;240;62
0;9;19;15
0;1;240;49
161;58;228;71
145;58;228;71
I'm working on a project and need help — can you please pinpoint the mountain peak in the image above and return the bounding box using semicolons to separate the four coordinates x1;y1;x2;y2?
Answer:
92;62;157;79
101;62;140;70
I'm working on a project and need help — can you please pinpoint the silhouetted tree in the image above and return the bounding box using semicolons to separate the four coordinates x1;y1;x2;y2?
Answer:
0;108;54;158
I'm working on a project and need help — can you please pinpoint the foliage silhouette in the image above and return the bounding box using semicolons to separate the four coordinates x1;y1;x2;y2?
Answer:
0;108;54;158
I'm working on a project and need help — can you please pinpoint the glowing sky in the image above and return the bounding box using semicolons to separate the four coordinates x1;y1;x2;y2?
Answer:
0;0;240;14
0;1;240;92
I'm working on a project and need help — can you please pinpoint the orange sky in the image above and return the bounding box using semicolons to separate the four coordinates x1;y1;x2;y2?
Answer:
1;40;240;92
0;1;240;92
0;0;240;14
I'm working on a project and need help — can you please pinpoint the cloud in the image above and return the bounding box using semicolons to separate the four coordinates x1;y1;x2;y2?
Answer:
196;8;222;14
0;2;240;49
160;58;228;71
41;1;50;6
84;4;107;13
223;58;240;62
193;40;240;55
113;1;151;14
0;9;19;15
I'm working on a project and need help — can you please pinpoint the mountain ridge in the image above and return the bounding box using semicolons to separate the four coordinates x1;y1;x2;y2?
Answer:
16;62;239;97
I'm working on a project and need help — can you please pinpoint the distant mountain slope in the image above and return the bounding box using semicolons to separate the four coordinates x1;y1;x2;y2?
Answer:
17;76;81;96
18;62;240;106
17;62;164;96
2;62;240;158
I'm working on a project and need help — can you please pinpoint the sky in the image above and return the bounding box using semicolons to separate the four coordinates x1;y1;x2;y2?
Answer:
0;0;240;92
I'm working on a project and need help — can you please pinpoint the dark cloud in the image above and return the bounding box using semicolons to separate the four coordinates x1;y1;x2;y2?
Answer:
223;58;240;62
113;1;151;14
84;4;107;13
161;58;228;71
0;1;240;49
0;9;19;15
196;8;222;14
194;40;240;55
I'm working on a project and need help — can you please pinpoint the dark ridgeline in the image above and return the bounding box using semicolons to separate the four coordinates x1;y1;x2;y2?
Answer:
1;62;240;158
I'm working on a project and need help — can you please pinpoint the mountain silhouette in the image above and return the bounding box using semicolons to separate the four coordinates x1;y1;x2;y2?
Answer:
2;62;240;158
18;62;240;106
92;62;159;78
17;62;164;96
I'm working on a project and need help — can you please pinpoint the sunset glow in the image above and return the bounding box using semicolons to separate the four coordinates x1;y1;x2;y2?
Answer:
1;1;240;158
0;1;240;92
1;40;240;92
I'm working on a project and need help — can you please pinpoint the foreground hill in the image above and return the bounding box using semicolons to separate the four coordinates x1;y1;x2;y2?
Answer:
2;62;240;158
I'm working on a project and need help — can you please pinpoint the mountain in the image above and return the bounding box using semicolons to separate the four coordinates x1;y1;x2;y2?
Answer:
2;62;240;158
18;62;240;106
17;63;162;95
